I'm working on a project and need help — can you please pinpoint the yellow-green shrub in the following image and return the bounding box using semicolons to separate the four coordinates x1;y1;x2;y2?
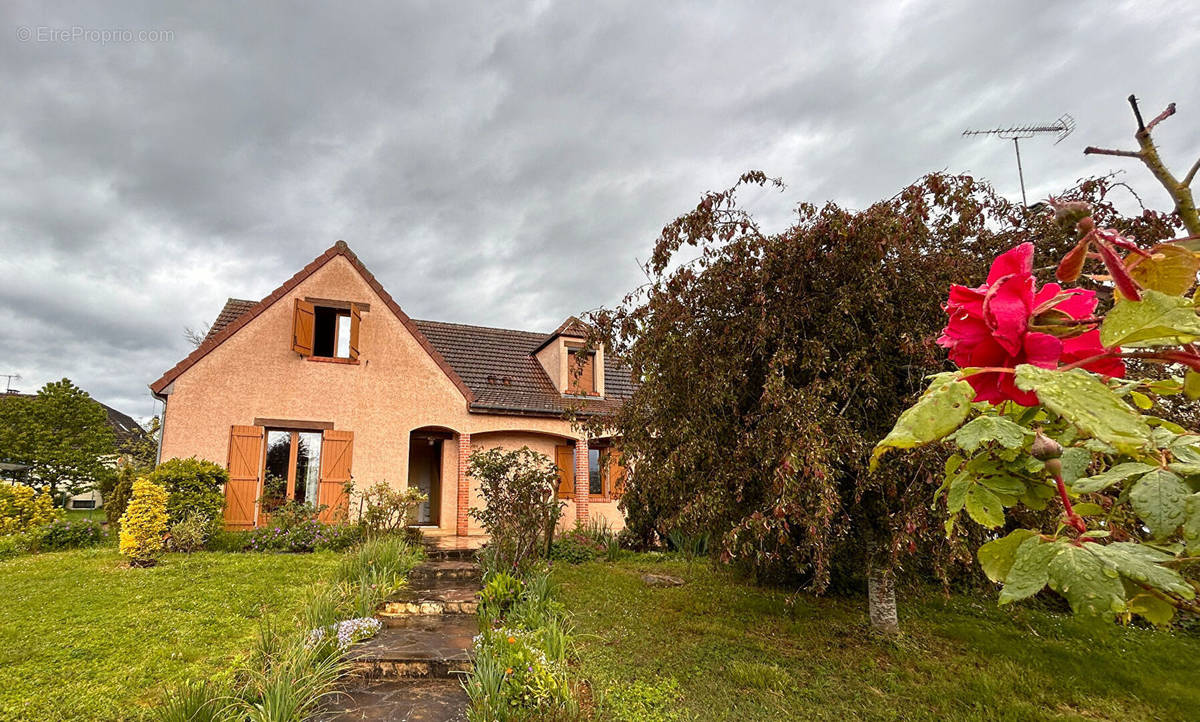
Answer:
119;478;168;566
0;485;61;536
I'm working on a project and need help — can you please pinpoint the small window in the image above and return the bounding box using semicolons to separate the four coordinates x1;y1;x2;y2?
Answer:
293;300;361;361
567;348;596;395
588;449;603;495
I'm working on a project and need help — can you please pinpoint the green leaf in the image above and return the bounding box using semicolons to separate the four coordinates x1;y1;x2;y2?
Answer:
1059;447;1091;485
871;374;975;470
1046;544;1126;620
1124;244;1200;297
1100;290;1200;348
1089;542;1195;599
950;416;1029;453
1130;470;1191;539
1071;462;1155;494
1129;391;1154;410
946;473;968;514
1014;365;1152;454
1184;493;1200;555
964;484;1006;528
1148;377;1184;396
1186;370;1200;401
1128;592;1176;626
1072;502;1105;517
977;529;1038;583
999;536;1057;604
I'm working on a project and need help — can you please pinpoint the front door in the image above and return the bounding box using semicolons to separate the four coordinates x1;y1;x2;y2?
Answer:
407;438;441;525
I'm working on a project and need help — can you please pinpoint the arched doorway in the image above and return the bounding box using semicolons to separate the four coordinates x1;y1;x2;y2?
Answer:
409;426;454;526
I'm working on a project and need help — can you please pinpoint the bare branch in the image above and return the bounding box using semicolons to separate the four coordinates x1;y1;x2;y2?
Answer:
1183;156;1200;188
1128;94;1146;132
1083;146;1143;159
1145;102;1176;133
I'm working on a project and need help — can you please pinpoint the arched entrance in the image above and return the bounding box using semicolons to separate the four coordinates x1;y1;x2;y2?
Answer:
409;426;454;526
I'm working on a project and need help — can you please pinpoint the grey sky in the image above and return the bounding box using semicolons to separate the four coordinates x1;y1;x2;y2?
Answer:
2;0;1198;421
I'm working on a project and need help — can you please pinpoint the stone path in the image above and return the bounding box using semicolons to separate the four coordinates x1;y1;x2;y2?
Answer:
321;538;482;722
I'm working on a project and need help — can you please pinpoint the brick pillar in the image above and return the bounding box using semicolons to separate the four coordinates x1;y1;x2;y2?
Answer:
456;432;471;536
574;437;589;525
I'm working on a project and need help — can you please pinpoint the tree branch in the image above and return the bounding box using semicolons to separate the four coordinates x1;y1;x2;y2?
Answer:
1144;102;1176;133
1083;147;1143;159
1183;156;1200;188
1128;94;1146;132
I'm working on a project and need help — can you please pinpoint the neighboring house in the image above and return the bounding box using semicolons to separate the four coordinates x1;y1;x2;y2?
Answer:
1;391;149;509
150;241;632;535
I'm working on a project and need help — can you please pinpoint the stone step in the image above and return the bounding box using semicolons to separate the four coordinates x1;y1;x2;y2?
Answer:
409;560;481;583
321;678;468;720
382;578;480;617
421;546;478;563
348;616;476;680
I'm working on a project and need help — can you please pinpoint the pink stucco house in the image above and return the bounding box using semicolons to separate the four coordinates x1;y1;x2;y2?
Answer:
150;241;630;535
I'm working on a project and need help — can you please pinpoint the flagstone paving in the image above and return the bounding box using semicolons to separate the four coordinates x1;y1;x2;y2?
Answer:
322;537;484;722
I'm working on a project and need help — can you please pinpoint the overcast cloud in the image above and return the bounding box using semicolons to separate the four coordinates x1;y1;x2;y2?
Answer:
2;0;1198;422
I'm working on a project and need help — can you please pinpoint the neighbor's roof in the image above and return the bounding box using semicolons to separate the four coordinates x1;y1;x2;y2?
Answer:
2;392;147;444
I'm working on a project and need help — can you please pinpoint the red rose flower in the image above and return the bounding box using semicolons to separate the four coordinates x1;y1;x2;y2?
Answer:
937;242;1123;405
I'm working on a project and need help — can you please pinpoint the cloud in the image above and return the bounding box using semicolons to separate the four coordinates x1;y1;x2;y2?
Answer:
1;0;1198;419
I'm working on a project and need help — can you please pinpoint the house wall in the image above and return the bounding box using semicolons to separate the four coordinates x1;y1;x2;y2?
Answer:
158;253;622;531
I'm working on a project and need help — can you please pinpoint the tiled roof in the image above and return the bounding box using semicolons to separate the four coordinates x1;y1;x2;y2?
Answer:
413;319;634;417
153;242;634;419
204;299;258;343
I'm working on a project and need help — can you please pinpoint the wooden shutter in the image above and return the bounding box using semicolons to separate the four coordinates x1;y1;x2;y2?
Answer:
318;430;354;522
226;425;264;530
555;445;574;497
348;303;362;361
608;448;626;497
292;299;315;356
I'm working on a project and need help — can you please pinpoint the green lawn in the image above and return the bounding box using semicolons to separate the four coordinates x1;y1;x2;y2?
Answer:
553;556;1200;721
65;508;106;523
0;547;340;721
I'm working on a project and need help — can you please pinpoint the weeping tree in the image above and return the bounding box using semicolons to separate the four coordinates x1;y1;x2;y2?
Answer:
583;171;1177;632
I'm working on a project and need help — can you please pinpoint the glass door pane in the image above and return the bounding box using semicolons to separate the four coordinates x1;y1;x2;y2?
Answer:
294;431;323;506
263;430;291;513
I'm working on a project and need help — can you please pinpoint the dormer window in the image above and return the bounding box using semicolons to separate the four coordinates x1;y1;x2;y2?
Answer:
292;299;362;362
567;346;596;396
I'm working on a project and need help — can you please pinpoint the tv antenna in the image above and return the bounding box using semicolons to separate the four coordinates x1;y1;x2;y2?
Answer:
963;114;1075;206
2;374;19;394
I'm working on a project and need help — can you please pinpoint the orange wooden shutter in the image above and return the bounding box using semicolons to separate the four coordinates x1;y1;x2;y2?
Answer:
348;304;362;361
292;299;315;356
226;425;264;530
555;445;574;497
581;353;595;394
609;448;626;497
318;430;354;522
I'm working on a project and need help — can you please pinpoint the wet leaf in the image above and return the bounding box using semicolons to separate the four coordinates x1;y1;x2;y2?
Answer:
1090;542;1194;598
978;529;1038;583
1071;462;1154;493
872;374;974;469
1046;543;1125;620
1123;243;1200;297
1100;290;1200;348
964;484;1006;528
999;536;1057;604
1184;493;1200;555
1129;469;1190;539
1014;365;1152;454
949;416;1029;452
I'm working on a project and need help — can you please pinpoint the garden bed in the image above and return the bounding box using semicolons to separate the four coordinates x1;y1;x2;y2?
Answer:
0;548;341;721
553;556;1200;721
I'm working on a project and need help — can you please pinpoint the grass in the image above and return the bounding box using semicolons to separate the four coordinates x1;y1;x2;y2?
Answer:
65;508;106;523
0;547;341;721
552;555;1200;721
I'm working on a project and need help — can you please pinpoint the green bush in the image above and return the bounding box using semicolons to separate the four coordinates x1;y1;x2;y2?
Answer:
0;532;37;561
353;481;425;538
119;477;169;567
40;518;107;550
479;572;523;623
167;512;213;553
247;503;363;553
103;465;137;529
147;458;227;526
207;528;250;552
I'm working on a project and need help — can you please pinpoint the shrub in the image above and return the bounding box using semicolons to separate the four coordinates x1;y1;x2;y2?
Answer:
103;464;137;529
40;518;107;550
354;481;425;538
119;478;169;567
147;457;228;526
0;532;37;561
468;446;564;571
479;572;523;624
0;485;61;536
548;536;598;564
167;512;213;553
207;528;250;552
247;503;362;553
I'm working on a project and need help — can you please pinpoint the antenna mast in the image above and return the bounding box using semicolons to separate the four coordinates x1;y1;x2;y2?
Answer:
1;374;20;394
963;114;1075;206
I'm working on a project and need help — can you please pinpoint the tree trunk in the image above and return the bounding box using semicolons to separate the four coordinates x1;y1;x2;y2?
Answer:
868;565;899;636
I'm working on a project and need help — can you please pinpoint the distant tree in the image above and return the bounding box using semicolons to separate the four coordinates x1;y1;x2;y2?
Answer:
0;379;118;501
183;323;210;348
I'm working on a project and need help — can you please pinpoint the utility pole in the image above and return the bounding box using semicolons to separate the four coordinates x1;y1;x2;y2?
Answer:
963;114;1075;206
